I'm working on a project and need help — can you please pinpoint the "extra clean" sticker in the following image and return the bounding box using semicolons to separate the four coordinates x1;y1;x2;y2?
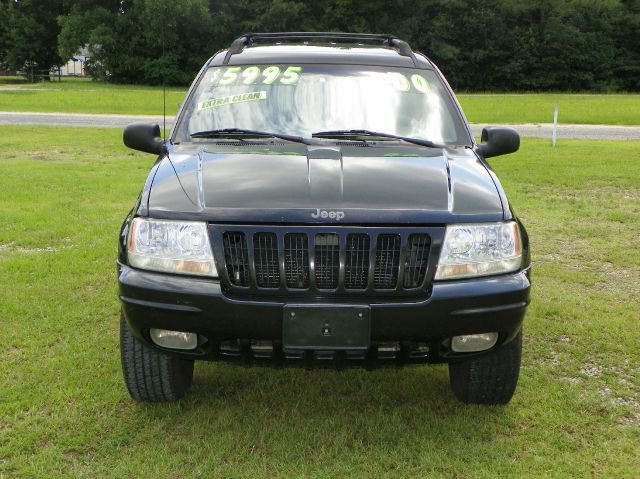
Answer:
197;91;267;110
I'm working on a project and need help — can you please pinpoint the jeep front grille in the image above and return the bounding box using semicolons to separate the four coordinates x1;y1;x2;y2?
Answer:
284;233;309;289
254;232;279;288
315;233;340;289
345;234;370;289
404;234;431;288
222;232;249;286
373;234;401;289
215;226;435;296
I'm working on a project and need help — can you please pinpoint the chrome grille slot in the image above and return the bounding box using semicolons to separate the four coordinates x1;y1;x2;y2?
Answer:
373;234;401;289
254;233;280;288
284;233;309;289
222;232;249;286
314;233;339;289
345;234;370;289
403;234;430;288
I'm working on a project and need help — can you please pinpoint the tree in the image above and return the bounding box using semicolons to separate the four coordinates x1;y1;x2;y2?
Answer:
59;0;213;84
613;0;640;90
5;0;65;80
53;0;640;91
140;0;213;85
0;1;9;69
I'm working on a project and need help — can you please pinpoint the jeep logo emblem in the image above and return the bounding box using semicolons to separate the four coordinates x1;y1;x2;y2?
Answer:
311;208;345;221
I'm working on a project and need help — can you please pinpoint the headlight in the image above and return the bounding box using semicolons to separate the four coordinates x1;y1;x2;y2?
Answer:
127;218;217;277
435;221;522;280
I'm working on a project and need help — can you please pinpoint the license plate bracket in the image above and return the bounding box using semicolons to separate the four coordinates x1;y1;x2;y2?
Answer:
283;304;370;350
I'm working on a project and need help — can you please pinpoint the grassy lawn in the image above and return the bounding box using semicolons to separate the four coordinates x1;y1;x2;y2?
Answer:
458;93;640;126
1;77;640;125
0;127;638;478
0;77;185;116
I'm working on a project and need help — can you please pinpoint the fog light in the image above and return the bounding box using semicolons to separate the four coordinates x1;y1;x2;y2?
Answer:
149;328;197;350
451;332;498;352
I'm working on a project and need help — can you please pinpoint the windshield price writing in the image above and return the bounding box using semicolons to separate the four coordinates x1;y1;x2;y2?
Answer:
211;66;302;86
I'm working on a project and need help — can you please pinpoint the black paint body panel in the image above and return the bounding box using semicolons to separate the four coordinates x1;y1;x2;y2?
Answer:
119;262;530;364
145;143;505;224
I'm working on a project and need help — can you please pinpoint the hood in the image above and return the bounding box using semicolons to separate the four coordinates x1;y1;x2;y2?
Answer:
147;143;504;224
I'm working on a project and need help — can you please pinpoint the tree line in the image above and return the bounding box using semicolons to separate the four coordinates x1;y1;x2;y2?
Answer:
0;0;638;91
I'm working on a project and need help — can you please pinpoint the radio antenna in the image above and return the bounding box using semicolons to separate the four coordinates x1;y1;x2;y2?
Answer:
162;21;166;141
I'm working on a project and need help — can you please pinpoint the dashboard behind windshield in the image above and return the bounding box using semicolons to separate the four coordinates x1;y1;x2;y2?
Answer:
174;64;470;145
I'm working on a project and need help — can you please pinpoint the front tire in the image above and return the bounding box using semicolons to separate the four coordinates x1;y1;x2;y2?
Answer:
120;313;194;402
448;330;522;404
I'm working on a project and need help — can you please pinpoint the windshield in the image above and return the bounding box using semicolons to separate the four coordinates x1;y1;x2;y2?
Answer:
174;64;469;145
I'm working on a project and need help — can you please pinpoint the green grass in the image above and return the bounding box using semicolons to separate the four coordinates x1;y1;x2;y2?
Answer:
0;77;185;116
458;93;640;125
1;77;639;124
0;127;638;478
0;76;26;85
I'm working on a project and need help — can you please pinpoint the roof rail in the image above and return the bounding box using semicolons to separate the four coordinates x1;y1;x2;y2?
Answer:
222;32;417;65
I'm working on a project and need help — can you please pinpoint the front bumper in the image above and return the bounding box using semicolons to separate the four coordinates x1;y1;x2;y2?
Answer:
118;261;531;366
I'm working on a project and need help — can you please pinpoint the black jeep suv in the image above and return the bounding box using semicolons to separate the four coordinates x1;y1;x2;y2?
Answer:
118;32;531;404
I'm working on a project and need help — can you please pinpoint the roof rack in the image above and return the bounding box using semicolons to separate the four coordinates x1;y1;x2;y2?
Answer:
222;32;417;65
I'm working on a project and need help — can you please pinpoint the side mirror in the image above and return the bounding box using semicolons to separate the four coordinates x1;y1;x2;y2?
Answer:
477;126;520;158
123;123;165;155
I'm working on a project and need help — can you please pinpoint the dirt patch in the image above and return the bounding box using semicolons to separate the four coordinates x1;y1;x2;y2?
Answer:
561;376;581;385
541;186;640;201
600;386;640;428
16;246;57;254
569;359;640;428
0;242;64;254
580;363;603;378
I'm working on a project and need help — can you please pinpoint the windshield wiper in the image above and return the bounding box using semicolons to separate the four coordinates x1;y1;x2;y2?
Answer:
312;129;443;148
190;128;311;145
